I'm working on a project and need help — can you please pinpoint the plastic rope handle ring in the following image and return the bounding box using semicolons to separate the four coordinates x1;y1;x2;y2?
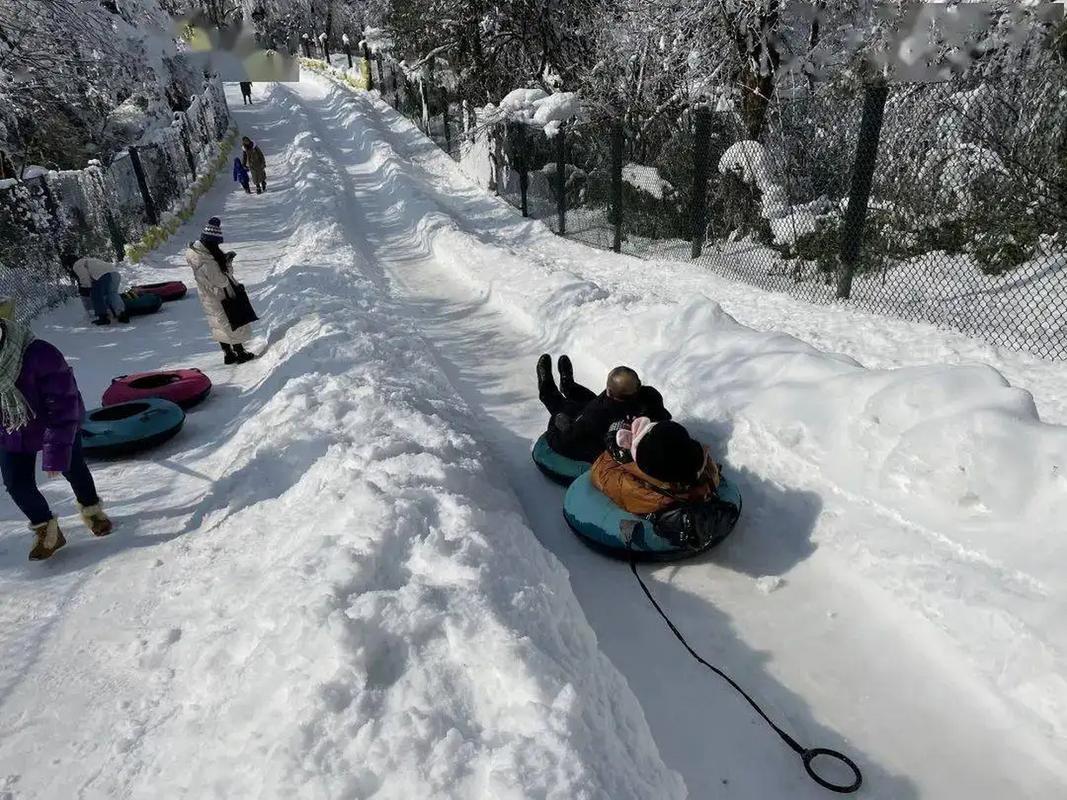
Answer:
802;748;862;794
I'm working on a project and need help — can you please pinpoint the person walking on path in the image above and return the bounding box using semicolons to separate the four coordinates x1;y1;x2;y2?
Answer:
0;320;112;560
72;256;129;325
241;136;267;194
185;217;256;364
233;157;251;193
239;81;253;104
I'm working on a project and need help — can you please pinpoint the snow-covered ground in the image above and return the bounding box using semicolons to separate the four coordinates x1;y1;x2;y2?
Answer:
1;76;1065;799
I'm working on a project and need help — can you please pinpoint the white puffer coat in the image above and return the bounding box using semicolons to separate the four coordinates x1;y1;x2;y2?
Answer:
185;241;253;345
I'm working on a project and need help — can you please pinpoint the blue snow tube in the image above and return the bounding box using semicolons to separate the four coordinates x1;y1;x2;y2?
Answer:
531;433;592;486
563;472;742;561
81;398;186;459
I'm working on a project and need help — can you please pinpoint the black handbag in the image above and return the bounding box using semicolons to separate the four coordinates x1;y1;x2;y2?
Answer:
221;277;258;330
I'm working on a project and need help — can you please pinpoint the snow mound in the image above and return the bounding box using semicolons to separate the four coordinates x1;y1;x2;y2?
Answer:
501;87;549;111
0;84;685;800
405;137;1067;747
623;163;674;200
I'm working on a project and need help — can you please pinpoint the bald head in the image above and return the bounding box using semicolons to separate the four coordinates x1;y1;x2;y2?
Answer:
606;366;641;399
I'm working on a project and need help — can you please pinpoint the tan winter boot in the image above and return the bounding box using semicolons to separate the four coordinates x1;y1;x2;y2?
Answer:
78;503;113;537
29;518;66;561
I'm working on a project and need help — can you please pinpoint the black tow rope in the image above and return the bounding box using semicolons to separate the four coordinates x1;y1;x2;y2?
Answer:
627;553;863;793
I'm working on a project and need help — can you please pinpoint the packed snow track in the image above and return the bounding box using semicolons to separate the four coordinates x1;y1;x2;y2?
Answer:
1;77;1064;800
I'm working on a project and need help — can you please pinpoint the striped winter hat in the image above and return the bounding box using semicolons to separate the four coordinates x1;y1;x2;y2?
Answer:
200;216;223;245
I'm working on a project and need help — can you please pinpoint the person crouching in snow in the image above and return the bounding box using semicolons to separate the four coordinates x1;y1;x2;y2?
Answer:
0;320;112;560
233;157;251;194
72;255;129;325
592;417;720;516
185;217;256;364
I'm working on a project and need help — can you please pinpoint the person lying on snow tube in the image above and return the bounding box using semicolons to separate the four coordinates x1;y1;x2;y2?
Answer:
591;416;722;549
537;353;671;464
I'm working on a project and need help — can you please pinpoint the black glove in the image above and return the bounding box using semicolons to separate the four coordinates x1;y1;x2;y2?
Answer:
605;419;633;463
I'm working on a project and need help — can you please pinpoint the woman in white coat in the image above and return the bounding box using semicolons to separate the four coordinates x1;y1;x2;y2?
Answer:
185;217;256;364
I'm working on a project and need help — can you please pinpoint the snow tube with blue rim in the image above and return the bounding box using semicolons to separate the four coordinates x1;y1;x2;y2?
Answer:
102;369;211;409
563;471;742;561
122;292;163;317
81;398;186;459
531;433;591;486
132;281;187;301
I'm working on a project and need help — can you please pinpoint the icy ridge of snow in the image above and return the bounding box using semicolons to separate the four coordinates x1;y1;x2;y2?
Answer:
335;85;1067;756
20;83;683;800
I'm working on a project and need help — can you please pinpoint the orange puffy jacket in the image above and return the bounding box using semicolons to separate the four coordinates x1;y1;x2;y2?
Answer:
590;448;721;516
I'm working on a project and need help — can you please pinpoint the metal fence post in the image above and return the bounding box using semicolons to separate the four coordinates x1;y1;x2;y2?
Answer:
515;123;530;217
362;42;374;91
302;37;311;58
345;43;353;69
690;107;712;259
556;124;567;234
128;146;158;226
391;65;400;108
375;53;384;90
442;87;452;155
837;82;889;299
611;120;624;253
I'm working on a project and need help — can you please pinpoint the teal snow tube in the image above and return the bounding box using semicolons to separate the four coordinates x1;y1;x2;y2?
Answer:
81;398;186;459
122;292;163;317
563;472;742;561
531;433;591;486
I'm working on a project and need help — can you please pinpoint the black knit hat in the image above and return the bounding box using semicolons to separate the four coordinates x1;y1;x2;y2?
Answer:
634;421;705;485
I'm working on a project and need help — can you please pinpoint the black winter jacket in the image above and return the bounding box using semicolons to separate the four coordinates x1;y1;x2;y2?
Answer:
546;386;671;462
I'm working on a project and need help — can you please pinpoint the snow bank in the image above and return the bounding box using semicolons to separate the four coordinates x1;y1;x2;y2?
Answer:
414;196;1067;752
0;82;684;800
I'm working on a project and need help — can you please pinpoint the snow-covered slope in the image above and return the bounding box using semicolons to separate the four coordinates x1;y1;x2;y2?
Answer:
2;73;1066;800
0;85;683;800
283;74;1067;798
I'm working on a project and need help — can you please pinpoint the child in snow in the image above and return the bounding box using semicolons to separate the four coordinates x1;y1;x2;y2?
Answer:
185;217;256;364
591;417;720;516
241;136;267;193
536;354;671;462
0;320;112;560
233;157;251;194
72;255;129;325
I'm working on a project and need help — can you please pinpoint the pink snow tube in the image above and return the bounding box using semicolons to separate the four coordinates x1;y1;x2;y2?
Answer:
102;369;212;410
132;281;187;301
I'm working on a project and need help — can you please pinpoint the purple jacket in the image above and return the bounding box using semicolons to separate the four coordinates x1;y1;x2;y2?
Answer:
0;340;85;472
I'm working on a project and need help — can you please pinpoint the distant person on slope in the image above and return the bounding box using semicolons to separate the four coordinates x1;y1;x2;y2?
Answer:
0;320;112;560
536;355;671;462
185;217;256;364
71;255;130;325
241;136;267;194
591;417;720;516
239;81;253;105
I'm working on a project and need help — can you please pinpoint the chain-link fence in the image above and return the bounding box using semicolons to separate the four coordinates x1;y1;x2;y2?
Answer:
366;51;1065;361
0;79;231;322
